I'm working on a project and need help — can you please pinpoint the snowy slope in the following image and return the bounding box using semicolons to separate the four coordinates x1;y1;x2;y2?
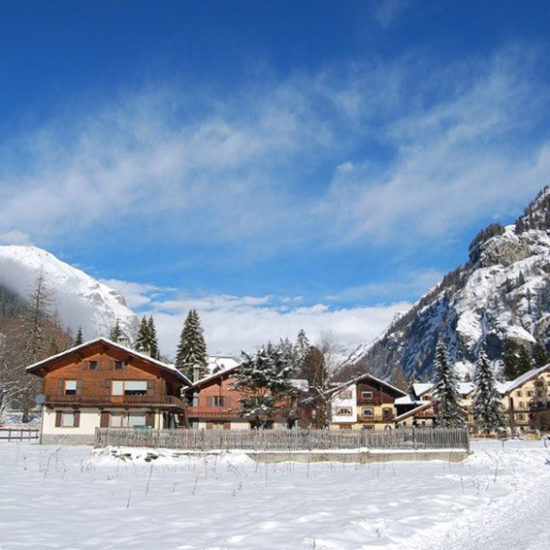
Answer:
0;246;137;339
0;440;548;549
338;187;550;381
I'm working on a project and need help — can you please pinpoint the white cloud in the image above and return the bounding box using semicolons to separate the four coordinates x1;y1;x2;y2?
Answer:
151;296;410;358
0;230;32;245
0;46;548;255
110;279;409;357
99;279;168;309
373;0;410;28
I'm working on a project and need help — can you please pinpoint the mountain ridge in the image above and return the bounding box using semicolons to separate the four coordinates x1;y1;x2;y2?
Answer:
336;187;550;382
0;245;138;340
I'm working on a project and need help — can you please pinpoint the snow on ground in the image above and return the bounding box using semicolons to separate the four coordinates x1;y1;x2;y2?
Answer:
0;440;548;549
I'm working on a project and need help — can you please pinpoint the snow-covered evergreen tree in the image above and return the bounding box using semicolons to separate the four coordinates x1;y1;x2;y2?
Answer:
233;346;297;428
109;320;122;343
74;327;83;346
134;316;161;358
147;316;160;360
433;340;464;428
472;349;505;433
295;329;310;372
134;316;150;354
174;310;207;379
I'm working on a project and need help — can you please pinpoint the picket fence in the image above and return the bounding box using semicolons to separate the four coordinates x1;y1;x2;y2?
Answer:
95;427;470;452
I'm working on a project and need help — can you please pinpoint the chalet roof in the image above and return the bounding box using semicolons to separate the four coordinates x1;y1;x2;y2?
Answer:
505;363;550;393
395;400;436;423
395;399;468;423
189;364;241;390
329;372;407;398
394;394;422;406
26;337;192;385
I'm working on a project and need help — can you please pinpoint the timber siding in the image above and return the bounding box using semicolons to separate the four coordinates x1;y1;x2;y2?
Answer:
27;338;189;444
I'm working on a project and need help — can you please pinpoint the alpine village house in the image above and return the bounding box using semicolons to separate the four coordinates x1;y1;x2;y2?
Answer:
26;338;550;443
27;338;191;444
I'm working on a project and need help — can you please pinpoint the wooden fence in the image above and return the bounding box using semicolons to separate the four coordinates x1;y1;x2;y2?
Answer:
0;428;40;441
95;427;469;452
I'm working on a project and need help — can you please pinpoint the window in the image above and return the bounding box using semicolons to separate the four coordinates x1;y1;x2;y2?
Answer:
361;391;373;399
527;391;534;397
213;396;226;407
114;361;125;370
110;412;147;428
362;408;373;416
65;380;77;395
62;412;75;427
422;395;431;401
111;380;148;396
89;361;98;370
335;407;352;416
517;391;523;397
338;390;353;399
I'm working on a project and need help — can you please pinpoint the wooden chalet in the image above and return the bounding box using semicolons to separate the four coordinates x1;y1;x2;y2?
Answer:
27;338;191;444
185;366;308;430
329;373;407;431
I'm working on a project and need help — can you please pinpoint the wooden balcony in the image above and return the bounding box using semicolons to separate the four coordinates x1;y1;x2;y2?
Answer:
359;414;395;423
186;406;242;419
44;394;187;410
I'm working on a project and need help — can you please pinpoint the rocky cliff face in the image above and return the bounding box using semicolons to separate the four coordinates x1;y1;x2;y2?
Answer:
337;188;550;382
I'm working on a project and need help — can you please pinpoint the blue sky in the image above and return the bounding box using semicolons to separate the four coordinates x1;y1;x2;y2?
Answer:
1;1;550;355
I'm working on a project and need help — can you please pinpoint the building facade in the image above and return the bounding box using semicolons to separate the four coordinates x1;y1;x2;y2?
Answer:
27;338;190;444
329;374;406;431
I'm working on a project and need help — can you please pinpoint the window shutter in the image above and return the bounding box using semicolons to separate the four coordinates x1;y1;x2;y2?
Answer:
104;379;111;394
100;411;110;428
76;380;82;395
207;396;213;407
57;379;63;395
147;380;155;396
226;397;231;408
145;411;155;428
55;411;62;427
74;411;80;427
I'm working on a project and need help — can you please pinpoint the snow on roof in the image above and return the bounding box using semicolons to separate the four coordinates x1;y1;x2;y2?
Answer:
505;363;550;393
190;364;241;389
330;372;407;397
412;383;433;396
412;381;475;397
395;401;435;422
26;337;192;385
395;394;422;406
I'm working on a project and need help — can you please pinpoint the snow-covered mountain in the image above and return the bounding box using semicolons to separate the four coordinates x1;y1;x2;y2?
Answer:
337;187;550;382
0;246;138;340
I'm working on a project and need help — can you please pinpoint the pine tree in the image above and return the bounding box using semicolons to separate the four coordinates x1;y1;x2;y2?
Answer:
174;310;207;379
294;329;310;374
134;317;150;354
74;327;83;346
109;320;122;343
517;346;532;375
533;342;548;368
233;345;297;428
472;349;505;433
433;341;464;428
147;316;160;359
503;339;520;379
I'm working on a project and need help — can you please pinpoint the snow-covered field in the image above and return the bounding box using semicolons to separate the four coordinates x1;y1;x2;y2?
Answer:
0;440;548;549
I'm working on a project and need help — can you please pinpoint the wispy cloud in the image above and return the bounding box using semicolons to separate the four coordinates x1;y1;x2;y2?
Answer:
0;45;548;256
373;0;410;28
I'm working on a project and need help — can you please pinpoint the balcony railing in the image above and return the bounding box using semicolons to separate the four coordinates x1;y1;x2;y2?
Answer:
185;406;242;419
359;414;395;422
44;394;187;410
